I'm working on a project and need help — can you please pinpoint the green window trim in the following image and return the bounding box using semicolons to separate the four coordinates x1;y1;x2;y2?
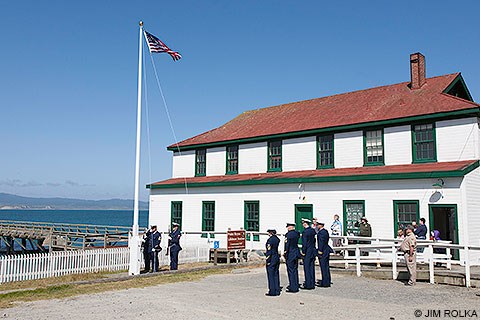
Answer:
171;201;183;230
226;145;239;175
244;201;260;241
195;149;207;177
393;200;420;236
411;123;437;163
317;134;334;169
201;201;215;238
343;200;365;236
267;140;282;172
363;129;384;166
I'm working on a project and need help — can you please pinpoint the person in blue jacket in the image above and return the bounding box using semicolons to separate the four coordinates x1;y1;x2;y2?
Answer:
265;228;281;296
300;218;316;290
168;223;182;270
316;222;333;287
284;222;300;293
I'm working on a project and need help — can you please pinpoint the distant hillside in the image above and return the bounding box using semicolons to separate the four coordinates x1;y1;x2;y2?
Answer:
0;193;148;210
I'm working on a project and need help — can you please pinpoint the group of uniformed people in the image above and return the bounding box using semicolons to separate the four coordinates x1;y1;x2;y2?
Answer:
143;222;182;272
265;218;333;296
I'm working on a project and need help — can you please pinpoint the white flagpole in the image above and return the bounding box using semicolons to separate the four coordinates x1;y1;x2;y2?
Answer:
129;20;144;275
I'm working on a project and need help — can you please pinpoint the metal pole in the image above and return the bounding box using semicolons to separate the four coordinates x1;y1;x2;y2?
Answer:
428;244;434;284
128;21;144;275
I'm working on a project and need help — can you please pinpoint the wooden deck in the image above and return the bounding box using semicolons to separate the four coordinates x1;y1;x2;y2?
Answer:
0;220;131;253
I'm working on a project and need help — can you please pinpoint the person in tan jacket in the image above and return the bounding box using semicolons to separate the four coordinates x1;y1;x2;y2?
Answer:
400;225;417;286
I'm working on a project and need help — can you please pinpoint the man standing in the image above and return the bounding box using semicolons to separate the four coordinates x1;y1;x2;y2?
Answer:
148;225;162;272
168;222;182;270
142;228;151;273
414;218;428;253
284;223;300;293
316;222;333;287
265;229;281;296
400;225;417;286
358;217;372;256
300;218;316;290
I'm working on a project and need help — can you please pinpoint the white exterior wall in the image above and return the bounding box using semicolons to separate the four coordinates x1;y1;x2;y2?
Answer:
172;150;195;178
384;125;412;165
283;136;317;172
462;168;480;263
150;177;466;250
206;147;225;176
238;142;267;174
436;117;478;162
334;131;363;168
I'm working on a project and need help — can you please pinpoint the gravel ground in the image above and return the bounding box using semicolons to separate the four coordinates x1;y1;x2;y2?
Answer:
3;265;480;320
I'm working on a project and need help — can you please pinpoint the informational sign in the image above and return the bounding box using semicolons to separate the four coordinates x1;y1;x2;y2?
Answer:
213;241;220;249
227;230;246;250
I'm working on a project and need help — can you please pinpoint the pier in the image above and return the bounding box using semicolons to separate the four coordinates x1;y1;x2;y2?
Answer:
0;220;131;253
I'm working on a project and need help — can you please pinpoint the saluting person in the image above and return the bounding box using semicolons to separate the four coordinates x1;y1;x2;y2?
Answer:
300;218;316;290
265;229;281;296
316;222;333;287
284;222;300;293
168;222;182;270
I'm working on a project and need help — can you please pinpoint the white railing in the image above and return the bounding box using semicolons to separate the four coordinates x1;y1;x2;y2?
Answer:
328;238;480;288
0;244;210;283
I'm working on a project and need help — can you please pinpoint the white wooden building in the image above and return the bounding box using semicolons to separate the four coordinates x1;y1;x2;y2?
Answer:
148;53;480;263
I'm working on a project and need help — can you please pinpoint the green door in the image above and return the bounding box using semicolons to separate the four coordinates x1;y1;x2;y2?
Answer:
295;204;313;244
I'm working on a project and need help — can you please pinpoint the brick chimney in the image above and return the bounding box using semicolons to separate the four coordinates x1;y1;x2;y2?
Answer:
409;52;426;89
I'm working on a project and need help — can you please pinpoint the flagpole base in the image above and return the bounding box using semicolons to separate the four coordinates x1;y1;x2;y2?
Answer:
128;233;142;275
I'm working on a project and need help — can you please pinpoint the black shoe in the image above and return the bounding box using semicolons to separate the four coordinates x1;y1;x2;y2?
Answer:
300;285;314;290
286;289;299;293
265;293;278;296
316;284;331;288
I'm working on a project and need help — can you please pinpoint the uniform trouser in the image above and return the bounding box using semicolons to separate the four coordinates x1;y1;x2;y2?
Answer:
303;254;316;288
170;249;180;270
150;251;159;272
266;258;280;295
319;254;331;286
404;253;417;283
286;256;299;291
143;249;151;271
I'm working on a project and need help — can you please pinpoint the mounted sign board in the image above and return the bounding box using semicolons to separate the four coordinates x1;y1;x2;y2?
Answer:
227;230;246;250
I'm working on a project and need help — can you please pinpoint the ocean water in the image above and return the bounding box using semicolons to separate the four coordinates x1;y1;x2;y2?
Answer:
0;209;149;228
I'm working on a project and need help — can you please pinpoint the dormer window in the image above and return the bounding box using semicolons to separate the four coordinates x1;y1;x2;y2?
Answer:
268;140;282;172
195;149;206;176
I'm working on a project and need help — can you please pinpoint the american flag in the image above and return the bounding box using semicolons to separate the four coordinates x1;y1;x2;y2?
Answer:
144;30;182;61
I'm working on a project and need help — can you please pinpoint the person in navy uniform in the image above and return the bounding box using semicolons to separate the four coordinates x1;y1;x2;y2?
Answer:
147;225;162;272
300;218;316;290
265;228;281;296
316;222;333;287
168;222;182;270
142;228;151;273
284;222;300;293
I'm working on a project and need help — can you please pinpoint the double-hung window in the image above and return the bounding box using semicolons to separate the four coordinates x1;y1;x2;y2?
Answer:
244;201;260;241
412;123;436;163
268;140;282;172
364;129;384;166
317;134;334;168
226;145;239;175
393;200;419;236
195;149;206;176
171;201;182;230
202;201;215;238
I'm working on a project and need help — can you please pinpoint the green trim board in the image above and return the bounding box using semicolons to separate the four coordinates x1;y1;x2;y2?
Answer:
147;160;480;189
443;74;474;102
317;134;334;169
244;201;260;241
167;108;480;152
343;200;365;236
393;200;420;236
411;123;437;163
363;128;385;166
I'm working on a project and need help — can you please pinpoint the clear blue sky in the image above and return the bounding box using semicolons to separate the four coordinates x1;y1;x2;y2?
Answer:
0;1;479;201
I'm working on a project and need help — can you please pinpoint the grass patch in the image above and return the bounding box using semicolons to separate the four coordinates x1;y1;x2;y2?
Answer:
0;267;233;309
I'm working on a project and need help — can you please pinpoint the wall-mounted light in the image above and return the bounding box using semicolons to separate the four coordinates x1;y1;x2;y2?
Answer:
432;178;445;189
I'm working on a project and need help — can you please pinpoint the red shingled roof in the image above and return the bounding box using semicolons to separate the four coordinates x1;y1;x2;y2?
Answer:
170;73;478;149
149;160;479;188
